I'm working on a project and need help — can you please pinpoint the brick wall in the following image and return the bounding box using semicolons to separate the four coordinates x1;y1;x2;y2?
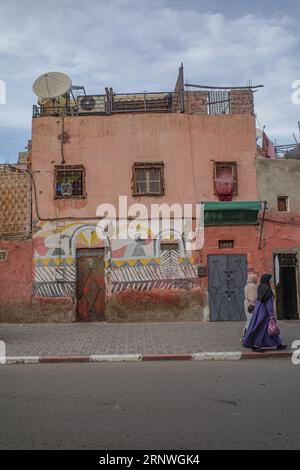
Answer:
184;91;208;114
171;92;180;112
229;90;254;114
183;89;254;115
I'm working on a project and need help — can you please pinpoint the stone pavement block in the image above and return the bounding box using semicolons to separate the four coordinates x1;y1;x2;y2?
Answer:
0;320;299;358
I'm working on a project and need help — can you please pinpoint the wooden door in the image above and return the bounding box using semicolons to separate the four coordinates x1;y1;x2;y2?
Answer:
77;249;105;322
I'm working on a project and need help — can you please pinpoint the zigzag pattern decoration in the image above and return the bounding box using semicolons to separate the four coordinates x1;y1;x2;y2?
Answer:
33;257;75;267
110;258;161;268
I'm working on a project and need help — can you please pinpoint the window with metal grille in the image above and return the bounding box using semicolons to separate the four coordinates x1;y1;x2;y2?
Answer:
54;165;85;198
132;162;164;196
219;240;234;249
277;196;288;212
208;90;230;115
276;253;297;267
214;162;237;200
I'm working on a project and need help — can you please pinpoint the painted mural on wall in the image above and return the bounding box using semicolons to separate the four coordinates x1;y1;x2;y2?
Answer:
32;220;199;297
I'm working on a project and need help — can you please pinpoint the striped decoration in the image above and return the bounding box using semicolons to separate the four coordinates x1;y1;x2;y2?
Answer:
34;266;76;283
33;282;75;297
111;278;199;293
160;249;182;279
110;265;162;283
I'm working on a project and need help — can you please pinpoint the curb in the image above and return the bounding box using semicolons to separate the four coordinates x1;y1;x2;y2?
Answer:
142;354;192;361
241;350;292;360
1;350;292;365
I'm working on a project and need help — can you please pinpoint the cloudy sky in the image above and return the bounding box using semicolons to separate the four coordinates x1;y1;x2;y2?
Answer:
0;0;300;162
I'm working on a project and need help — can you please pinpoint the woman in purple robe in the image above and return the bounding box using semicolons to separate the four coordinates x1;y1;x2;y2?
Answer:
242;274;287;353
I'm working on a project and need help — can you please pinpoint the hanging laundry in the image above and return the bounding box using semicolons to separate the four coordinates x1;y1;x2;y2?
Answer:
215;165;234;201
262;131;276;159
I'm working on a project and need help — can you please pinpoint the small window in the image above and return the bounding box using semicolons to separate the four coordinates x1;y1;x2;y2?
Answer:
0;250;8;262
132;162;164;196
54;165;85;199
219;240;234;249
277;196;288;212
214;162;237;200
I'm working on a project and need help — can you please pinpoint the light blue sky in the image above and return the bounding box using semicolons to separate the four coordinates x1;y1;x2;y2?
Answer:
0;0;300;162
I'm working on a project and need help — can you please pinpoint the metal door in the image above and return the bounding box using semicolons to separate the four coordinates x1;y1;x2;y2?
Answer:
77;249;105;322
208;254;247;321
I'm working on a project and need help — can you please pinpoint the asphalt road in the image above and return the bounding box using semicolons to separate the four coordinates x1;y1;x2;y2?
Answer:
0;360;299;450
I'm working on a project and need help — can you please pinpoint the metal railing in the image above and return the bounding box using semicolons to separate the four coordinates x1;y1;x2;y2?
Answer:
32;87;254;118
33;90;183;118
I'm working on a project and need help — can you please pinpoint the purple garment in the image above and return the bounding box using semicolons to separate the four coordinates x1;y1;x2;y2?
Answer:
242;294;282;349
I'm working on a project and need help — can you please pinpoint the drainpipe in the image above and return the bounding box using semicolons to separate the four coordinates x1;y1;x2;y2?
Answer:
258;200;267;250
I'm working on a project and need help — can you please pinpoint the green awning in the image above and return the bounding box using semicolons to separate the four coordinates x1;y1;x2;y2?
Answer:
203;201;261;225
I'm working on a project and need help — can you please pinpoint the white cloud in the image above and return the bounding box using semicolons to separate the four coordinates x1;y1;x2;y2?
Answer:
0;0;300;161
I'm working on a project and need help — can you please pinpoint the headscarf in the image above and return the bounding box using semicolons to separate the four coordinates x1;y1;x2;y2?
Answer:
244;274;258;305
257;273;273;303
247;274;257;285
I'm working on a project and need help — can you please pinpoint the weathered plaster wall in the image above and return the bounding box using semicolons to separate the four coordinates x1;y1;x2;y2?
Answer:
0;240;33;321
0;240;75;322
256;157;300;212
106;288;206;322
200;225;261;284
31;113;258;219
29;112;258;322
32;219;203;320
259;215;300;270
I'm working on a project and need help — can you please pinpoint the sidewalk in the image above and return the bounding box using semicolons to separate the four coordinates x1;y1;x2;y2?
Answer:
0;320;299;363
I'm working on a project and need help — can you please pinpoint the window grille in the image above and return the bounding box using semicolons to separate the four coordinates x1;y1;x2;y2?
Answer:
208;90;230;115
277;253;297;267
219;240;234;249
54;165;85;198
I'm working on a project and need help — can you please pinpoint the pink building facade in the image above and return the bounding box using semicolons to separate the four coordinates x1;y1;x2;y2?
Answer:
1;71;299;322
30;91;261;322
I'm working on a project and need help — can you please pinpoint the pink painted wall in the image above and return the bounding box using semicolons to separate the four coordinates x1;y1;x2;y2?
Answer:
31;113;257;218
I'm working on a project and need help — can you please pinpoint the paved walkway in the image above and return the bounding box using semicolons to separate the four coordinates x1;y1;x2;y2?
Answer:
1;321;299;357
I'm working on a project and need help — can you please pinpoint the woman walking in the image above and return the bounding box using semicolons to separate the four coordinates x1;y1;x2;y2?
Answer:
243;273;286;352
243;274;258;338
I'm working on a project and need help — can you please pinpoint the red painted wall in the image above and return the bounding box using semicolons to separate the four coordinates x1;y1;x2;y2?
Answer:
259;214;300;274
200;215;300;283
0;240;33;321
198;225;260;286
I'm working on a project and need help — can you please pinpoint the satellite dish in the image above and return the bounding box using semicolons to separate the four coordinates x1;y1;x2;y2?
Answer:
38;97;50;106
33;72;72;99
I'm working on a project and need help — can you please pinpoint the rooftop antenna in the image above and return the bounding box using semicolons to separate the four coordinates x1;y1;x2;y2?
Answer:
32;72;72;99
